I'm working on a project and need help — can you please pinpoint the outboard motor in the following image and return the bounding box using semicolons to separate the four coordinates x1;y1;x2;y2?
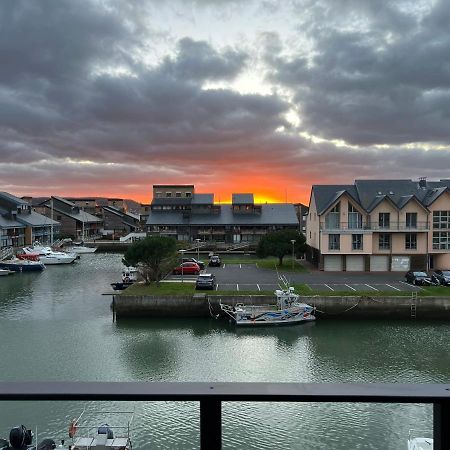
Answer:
9;425;33;450
97;424;114;440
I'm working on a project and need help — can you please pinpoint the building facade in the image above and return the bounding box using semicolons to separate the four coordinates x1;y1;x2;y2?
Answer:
0;192;59;249
36;197;103;240
146;185;299;243
306;179;450;271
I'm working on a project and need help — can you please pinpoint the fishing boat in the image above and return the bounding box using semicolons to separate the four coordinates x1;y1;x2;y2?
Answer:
0;257;45;272
220;275;316;326
111;267;139;290
0;409;134;450
407;429;433;449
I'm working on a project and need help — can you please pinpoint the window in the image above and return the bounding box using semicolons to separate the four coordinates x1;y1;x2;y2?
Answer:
175;192;182;198
406;212;417;228
433;211;450;229
379;233;391;250
185;192;192;198
379;213;390;228
155;191;162;198
165;192;172;197
405;233;417;250
328;234;340;250
352;234;363;250
433;232;450;250
348;204;362;229
325;203;340;229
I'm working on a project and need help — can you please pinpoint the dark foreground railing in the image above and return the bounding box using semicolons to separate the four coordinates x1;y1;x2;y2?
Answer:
0;382;449;449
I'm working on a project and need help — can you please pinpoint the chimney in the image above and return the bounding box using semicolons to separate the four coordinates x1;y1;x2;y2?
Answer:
418;177;427;189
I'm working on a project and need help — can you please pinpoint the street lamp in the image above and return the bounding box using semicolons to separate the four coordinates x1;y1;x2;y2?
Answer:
179;249;186;283
291;239;296;270
195;238;201;263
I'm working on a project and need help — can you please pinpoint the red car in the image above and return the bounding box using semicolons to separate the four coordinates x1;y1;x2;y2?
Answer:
172;262;200;275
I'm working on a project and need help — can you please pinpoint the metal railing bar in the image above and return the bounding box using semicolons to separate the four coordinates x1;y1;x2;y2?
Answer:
0;382;449;403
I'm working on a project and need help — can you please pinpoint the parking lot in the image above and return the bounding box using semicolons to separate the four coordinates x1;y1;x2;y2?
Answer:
164;263;424;293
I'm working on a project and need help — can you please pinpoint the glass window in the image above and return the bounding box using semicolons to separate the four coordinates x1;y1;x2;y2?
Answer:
433;232;450;249
379;213;390;228
348;204;362;229
175;192;182;198
325;203;340;229
352;234;363;250
165;192;172;197
328;234;340;250
406;212;417;228
379;233;391;250
405;233;417;250
433;211;450;229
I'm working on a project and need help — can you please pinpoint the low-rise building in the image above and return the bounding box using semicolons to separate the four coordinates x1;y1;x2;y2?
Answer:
0;192;59;248
36;196;103;240
146;185;299;243
102;206;141;238
306;179;450;271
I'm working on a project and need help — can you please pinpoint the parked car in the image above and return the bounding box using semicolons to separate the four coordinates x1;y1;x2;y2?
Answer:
431;270;450;286
208;255;221;267
173;262;200;275
182;257;205;270
196;273;216;290
405;271;433;285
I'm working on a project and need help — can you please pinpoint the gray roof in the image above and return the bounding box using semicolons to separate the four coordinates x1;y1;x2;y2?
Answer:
0;191;29;206
147;204;299;226
192;193;214;204
232;193;254;204
312;179;450;214
103;206;139;225
312;185;359;215
17;211;59;227
0;215;25;229
49;205;102;223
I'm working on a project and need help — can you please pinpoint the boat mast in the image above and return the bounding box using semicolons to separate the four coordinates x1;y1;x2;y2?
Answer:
50;197;54;245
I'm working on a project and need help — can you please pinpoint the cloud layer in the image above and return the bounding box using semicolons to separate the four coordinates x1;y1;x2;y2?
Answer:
1;0;449;203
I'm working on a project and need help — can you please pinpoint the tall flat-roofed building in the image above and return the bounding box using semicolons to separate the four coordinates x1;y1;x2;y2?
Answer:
146;185;299;243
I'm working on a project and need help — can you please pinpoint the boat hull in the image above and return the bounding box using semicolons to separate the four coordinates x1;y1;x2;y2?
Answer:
234;307;316;326
0;261;45;272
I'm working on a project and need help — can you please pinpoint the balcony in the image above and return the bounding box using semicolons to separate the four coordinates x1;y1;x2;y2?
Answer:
0;382;449;449
320;222;429;232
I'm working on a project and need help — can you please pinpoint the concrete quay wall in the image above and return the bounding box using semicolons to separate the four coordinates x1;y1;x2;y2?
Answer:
113;294;450;320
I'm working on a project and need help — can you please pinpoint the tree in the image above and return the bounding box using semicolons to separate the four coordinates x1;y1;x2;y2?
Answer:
123;236;177;285
256;230;306;266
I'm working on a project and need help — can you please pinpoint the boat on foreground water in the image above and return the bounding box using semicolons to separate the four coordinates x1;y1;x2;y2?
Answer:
407;429;433;449
0;409;134;450
0;268;14;276
220;275;316;326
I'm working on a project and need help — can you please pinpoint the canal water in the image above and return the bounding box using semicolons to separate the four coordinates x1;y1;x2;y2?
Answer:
0;253;448;449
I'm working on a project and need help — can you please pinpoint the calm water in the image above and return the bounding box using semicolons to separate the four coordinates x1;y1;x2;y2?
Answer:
0;253;449;449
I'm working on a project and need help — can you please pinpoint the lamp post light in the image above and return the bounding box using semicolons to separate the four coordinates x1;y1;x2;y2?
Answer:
179;249;186;283
195;238;201;263
291;239;296;270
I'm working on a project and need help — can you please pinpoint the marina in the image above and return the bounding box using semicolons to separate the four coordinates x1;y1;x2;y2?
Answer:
0;253;449;448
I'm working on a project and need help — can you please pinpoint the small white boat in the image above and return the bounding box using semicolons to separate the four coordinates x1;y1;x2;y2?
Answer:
220;275;316;326
70;241;98;253
408;430;433;449
111;267;139;290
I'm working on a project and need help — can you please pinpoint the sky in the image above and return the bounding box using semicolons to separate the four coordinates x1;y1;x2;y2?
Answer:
1;0;450;205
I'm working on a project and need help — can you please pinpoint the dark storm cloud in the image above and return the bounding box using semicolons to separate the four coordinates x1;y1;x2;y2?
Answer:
268;0;450;146
160;38;248;81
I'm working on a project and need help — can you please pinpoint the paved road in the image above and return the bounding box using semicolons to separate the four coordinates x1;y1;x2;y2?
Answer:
165;263;422;293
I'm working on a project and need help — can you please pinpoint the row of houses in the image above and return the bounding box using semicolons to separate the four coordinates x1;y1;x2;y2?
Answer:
306;178;450;271
2;178;449;271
